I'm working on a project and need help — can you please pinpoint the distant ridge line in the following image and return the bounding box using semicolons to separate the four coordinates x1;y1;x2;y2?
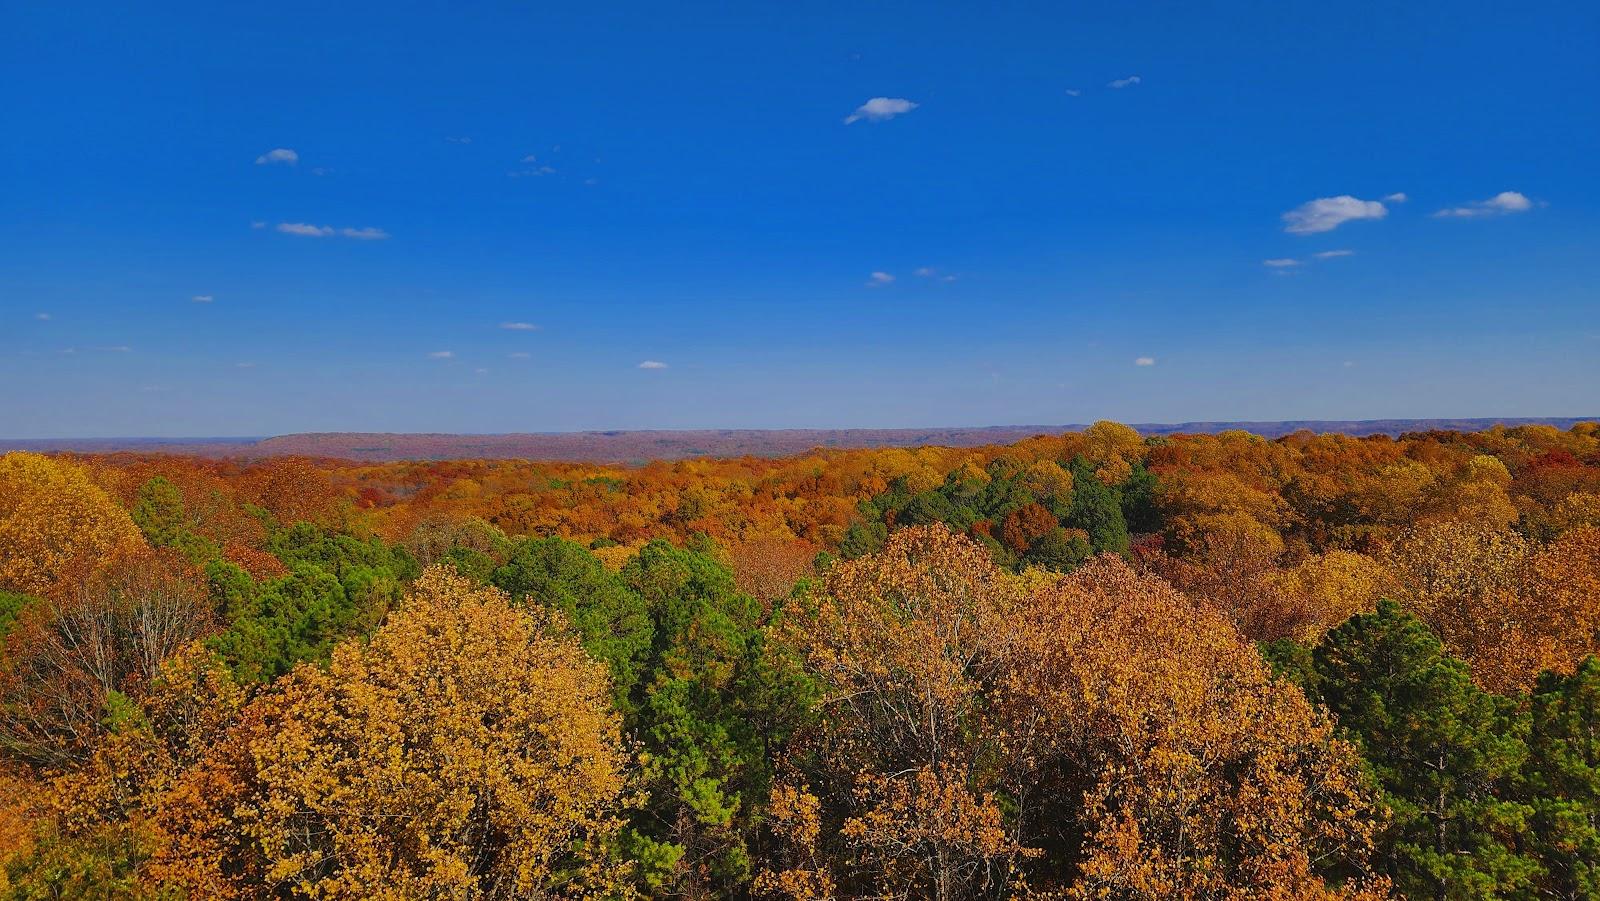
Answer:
3;417;1596;464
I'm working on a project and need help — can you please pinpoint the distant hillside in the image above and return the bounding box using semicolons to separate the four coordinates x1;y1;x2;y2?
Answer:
5;417;1596;463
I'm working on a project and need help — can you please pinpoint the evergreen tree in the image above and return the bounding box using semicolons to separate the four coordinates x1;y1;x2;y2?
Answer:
1312;600;1539;899
1066;457;1130;556
620;540;806;897
491;535;653;716
131;476;186;548
1527;658;1600;899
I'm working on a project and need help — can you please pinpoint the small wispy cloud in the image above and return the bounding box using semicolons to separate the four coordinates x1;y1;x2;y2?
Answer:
255;148;298;165
521;154;538;163
508;166;556;178
445;136;473;144
500;322;540;331
1432;191;1535;219
637;360;668;370
1384;193;1408;203
1134;356;1156;366
428;350;454;359
34;312;50;320
1065;88;1082;97
1108;75;1142;89
508;352;531;359
277;222;334;237
474;368;489;375
274;222;389;240
1313;249;1355;259
844;97;918;124
914;266;958;282
191;295;214;303
1282;195;1390;235
866;271;895;286
1262;258;1302;268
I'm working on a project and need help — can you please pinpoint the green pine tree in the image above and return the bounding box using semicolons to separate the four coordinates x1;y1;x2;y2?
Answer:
1312;600;1540;900
1066;457;1130;556
1527;658;1600;899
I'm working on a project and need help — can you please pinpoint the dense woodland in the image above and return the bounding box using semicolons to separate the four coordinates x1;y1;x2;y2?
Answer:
3;421;1600;899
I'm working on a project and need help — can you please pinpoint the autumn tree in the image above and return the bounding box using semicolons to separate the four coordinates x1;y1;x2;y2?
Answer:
763;526;1038;900
1012;556;1386;899
1386;521;1535;692
154;567;631;899
0;548;213;768
765;526;1385;899
0;452;143;598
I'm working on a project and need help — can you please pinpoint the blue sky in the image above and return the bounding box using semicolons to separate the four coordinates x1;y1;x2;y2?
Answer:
2;1;1597;438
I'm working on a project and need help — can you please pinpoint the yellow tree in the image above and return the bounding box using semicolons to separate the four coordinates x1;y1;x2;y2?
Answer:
0;452;143;597
1266;550;1392;643
1386;521;1535;691
151;566;632;900
1007;557;1387;899
763;526;1038;900
764;527;1386;900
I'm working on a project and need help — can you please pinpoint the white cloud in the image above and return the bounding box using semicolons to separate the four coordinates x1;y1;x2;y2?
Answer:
1384;192;1408;203
637;360;668;369
428;350;453;359
844;97;918;124
474;368;489;375
1263;258;1302;268
500;322;540;331
274;222;388;239
1432;191;1534;219
866;271;895;286
1065;88;1082;97
508;166;556;178
34;312;50;320
1134;356;1156;366
1313;249;1355;259
191;295;214;303
1108;75;1142;88
251;221;267;229
276;222;334;237
255;148;298;165
1282;195;1389;235
521;154;538;163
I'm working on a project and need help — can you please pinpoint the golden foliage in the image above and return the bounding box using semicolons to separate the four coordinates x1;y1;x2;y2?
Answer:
768;527;1385;899
0;452;143;597
1011;556;1385;899
1266;550;1391;644
152;566;631;899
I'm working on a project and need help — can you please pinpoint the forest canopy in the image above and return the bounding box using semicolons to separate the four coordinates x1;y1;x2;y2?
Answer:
3;420;1600;898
